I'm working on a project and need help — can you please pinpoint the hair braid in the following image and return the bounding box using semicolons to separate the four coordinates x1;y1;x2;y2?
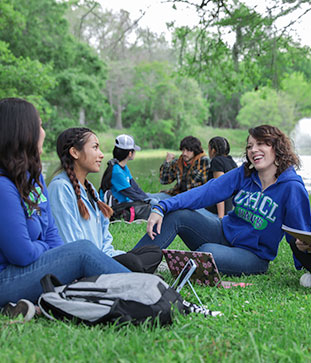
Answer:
56;127;98;220
62;155;90;220
209;136;230;156
84;179;113;218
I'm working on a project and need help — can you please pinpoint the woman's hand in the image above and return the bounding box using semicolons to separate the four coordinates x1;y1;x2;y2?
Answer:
147;212;163;240
296;239;311;253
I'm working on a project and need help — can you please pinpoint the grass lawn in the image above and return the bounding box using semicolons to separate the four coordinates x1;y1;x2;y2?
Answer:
2;156;311;362
1;225;311;362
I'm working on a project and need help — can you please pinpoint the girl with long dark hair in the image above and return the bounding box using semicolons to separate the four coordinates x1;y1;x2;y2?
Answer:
48;128;162;273
0;98;129;319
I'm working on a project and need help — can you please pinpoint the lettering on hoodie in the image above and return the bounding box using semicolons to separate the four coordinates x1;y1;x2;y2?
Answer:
234;190;278;230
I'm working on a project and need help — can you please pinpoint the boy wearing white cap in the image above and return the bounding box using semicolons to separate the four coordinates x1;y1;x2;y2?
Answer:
100;135;168;205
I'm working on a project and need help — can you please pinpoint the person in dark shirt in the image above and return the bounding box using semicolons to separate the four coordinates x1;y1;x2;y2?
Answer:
205;137;238;218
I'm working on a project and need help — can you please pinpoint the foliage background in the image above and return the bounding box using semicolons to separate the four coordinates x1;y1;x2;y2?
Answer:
1;0;311;152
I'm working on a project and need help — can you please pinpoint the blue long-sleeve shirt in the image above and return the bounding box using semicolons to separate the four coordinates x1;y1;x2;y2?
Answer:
110;163;149;203
0;172;63;272
158;165;311;265
48;171;124;257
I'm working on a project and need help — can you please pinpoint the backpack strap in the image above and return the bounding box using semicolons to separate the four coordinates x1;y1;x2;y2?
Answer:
99;158;119;194
40;274;63;293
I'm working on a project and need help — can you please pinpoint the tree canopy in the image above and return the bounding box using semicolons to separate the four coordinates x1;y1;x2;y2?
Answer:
1;0;311;152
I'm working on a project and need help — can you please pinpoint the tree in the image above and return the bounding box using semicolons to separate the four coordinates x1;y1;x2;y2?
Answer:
0;41;55;101
281;72;311;119
0;0;56;131
66;2;175;129
170;0;311;128
237;87;296;133
0;0;111;150
123;61;209;148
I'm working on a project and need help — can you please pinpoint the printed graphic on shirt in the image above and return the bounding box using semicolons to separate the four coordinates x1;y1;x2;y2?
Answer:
233;190;278;230
25;186;47;217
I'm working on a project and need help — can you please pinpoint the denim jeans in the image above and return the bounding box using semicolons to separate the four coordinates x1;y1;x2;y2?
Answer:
135;209;269;276
145;192;171;206
0;240;130;306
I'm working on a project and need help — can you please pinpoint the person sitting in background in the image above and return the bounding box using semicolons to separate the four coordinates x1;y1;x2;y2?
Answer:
0;98;130;320
99;134;168;206
159;136;210;196
48;128;162;273
134;125;311;277
204;136;238;218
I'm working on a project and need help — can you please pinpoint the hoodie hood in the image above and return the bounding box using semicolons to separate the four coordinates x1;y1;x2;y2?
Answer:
250;165;305;188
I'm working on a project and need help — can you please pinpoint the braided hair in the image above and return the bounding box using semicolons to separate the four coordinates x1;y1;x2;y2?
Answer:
208;137;230;157
56;127;113;220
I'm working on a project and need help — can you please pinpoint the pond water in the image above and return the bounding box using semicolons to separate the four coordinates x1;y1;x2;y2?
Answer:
43;154;311;193
298;155;311;192
43;157;167;192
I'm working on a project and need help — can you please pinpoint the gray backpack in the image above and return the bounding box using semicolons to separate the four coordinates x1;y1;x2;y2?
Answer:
38;273;184;326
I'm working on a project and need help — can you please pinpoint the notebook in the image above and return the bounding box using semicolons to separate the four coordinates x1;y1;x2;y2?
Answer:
282;224;311;245
162;249;251;289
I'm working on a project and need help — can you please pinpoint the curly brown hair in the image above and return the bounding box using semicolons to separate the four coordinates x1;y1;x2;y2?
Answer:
244;124;300;178
56;127;113;220
0;98;42;214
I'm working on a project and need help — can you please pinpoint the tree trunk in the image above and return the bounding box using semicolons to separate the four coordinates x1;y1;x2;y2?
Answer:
115;95;123;129
79;108;85;125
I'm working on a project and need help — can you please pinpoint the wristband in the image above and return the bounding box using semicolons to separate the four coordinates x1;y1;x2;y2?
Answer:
154;204;166;214
151;208;164;218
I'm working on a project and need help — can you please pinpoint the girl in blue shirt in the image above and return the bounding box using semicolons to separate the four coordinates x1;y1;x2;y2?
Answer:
48;128;162;273
0;98;130;313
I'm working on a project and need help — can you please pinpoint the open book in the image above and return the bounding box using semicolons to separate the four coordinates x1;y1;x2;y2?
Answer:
282;224;311;244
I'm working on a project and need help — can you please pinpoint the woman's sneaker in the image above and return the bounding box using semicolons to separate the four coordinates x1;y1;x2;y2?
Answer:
300;272;311;287
2;299;36;321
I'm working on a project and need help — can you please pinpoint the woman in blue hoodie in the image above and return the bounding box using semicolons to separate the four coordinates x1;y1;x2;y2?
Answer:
0;98;130;313
135;125;311;276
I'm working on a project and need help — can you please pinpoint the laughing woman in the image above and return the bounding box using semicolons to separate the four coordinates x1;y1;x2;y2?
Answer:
135;125;311;277
0;98;130;316
48;128;162;273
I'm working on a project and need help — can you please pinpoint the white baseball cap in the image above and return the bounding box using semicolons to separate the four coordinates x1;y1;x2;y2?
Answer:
115;134;141;151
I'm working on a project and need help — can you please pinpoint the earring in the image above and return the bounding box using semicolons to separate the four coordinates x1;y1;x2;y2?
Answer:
275;160;279;167
249;163;254;169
